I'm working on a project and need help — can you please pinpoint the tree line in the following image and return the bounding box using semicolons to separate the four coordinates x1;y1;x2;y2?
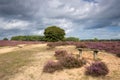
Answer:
10;26;80;42
3;26;119;42
10;35;80;42
11;35;46;41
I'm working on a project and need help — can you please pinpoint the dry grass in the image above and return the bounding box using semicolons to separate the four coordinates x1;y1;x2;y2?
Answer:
0;44;120;80
0;44;46;80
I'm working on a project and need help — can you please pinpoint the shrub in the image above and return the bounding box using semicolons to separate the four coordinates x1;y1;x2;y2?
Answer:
54;50;68;59
55;41;67;46
3;37;8;40
59;54;85;69
85;62;109;77
47;42;56;48
76;43;87;48
43;60;63;73
47;42;68;48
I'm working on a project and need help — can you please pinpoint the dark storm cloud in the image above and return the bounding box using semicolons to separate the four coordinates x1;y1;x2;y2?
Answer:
91;0;120;28
0;0;46;20
0;0;29;19
73;0;120;29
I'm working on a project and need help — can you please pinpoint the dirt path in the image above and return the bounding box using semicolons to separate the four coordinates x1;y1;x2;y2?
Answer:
0;44;44;55
0;47;18;54
7;45;120;80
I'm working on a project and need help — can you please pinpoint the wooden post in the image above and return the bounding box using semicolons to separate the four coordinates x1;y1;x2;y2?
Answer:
78;48;82;58
93;50;99;60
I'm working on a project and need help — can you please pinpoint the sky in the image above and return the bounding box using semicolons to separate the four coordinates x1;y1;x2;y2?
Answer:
0;0;120;40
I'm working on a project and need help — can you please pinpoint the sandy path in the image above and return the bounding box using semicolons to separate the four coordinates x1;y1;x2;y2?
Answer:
0;47;18;54
0;44;44;55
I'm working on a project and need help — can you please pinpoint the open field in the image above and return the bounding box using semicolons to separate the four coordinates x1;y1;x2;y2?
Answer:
0;41;120;80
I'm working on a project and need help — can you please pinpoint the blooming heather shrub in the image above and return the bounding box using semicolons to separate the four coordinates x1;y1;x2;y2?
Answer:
86;42;120;55
59;54;85;69
54;50;68;59
76;43;87;48
47;42;68;48
55;41;67;46
47;42;56;48
85;62;109;77
43;61;63;73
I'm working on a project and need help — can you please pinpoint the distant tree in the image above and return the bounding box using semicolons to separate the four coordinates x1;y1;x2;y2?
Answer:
94;38;98;41
3;37;8;40
11;36;26;41
65;37;80;42
11;35;45;41
44;26;65;42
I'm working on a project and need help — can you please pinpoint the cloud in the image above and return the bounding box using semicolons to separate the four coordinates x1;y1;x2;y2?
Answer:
0;18;30;30
0;0;120;39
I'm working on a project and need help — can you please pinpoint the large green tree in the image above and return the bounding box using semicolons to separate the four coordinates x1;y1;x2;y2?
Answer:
44;26;65;42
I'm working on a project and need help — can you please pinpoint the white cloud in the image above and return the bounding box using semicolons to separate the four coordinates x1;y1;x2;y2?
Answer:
0;19;30;30
32;30;44;35
42;17;73;34
48;0;62;8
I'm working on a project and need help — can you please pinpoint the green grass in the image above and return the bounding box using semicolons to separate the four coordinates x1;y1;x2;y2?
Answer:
0;47;42;80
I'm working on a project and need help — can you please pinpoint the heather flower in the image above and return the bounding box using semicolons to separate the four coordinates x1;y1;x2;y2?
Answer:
54;50;68;59
43;60;63;73
85;62;109;77
59;54;85;69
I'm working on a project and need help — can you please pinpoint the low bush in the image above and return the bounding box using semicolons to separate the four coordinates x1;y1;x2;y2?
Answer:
47;42;67;48
54;50;68;59
55;41;68;46
59;54;85;69
47;42;56;48
85;61;109;77
76;43;87;48
43;60;63;73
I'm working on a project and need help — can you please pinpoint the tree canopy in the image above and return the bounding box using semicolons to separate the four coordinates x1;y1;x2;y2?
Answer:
44;26;65;42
